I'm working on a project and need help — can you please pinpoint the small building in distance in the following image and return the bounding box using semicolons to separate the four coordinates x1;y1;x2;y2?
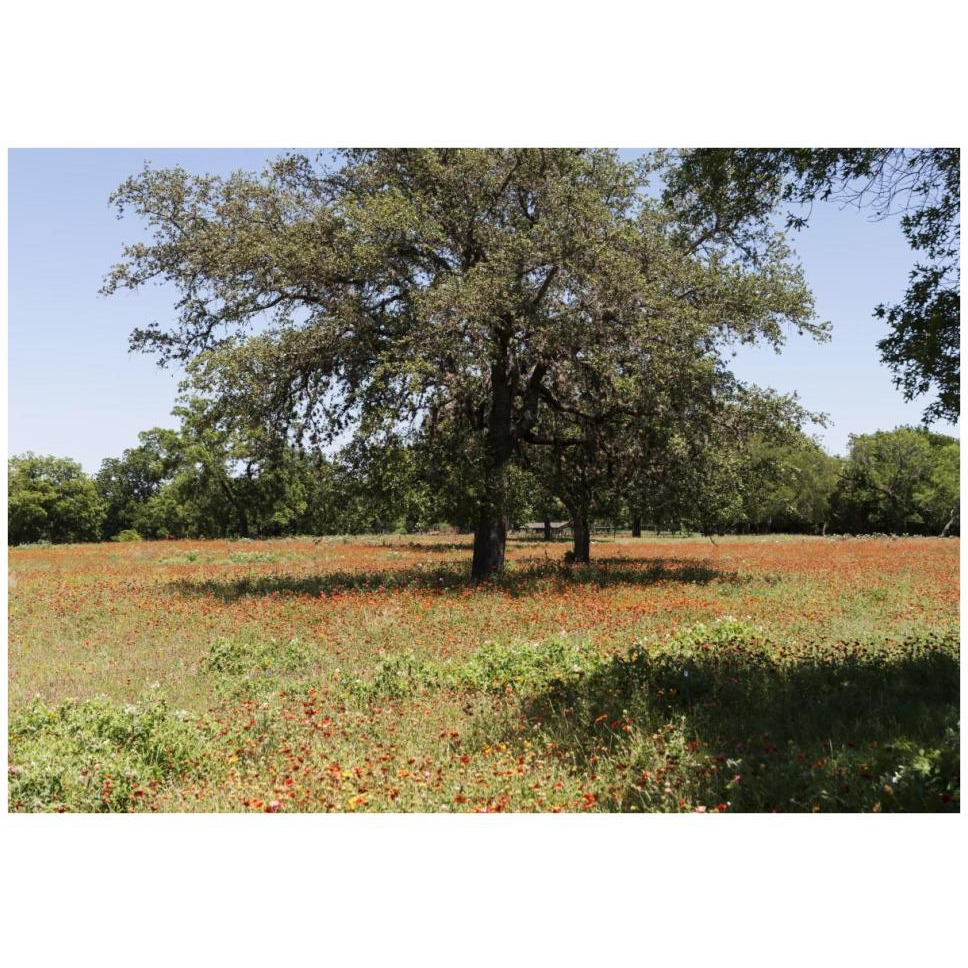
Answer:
517;521;571;535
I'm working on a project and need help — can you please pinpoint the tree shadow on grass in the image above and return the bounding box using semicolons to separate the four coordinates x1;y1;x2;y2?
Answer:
371;538;569;553
389;541;473;553
510;633;960;812
170;556;748;602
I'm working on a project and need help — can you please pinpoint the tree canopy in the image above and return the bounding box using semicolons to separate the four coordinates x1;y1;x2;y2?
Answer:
665;148;960;423
103;148;822;576
8;454;106;545
832;426;959;536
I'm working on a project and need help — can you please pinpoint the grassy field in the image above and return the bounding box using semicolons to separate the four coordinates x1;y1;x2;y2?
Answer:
7;533;960;812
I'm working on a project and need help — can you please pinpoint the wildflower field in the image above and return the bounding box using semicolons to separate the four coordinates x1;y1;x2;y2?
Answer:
7;534;959;813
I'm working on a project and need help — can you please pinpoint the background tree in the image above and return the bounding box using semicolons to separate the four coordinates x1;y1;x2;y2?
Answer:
914;436;960;537
104;148;821;578
95;399;347;540
638;390;815;537
157;399;345;538
329;438;437;534
8;454;106;545
831;427;959;535
526;350;730;560
96;429;181;538
740;433;843;534
665;148;960;422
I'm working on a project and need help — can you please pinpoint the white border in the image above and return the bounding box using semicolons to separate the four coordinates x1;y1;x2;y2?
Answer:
2;1;964;964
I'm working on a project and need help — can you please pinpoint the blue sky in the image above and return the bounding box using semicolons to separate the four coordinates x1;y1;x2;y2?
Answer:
7;148;959;472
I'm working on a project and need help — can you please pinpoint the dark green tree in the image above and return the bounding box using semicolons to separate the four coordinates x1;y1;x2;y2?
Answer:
156;398;344;538
96;429;181;538
639;389;814;538
96;400;346;540
8;453;106;544
832;426;959;535
739;433;843;534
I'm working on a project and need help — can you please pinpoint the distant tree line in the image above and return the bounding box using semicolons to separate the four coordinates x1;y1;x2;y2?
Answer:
8;418;959;546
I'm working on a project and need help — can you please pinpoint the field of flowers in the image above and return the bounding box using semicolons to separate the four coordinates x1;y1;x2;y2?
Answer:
7;533;959;812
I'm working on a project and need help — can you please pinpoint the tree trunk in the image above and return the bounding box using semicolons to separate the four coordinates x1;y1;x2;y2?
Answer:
940;508;956;537
543;515;552;541
471;359;514;580
631;515;642;538
472;506;507;578
572;513;590;564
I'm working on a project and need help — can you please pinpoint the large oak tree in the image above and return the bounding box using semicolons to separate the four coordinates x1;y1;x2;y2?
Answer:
104;149;820;577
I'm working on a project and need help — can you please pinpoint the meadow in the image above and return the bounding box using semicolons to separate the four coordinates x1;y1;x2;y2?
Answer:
7;533;959;813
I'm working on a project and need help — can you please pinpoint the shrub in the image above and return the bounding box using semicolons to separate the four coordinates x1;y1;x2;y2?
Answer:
358;636;598;700
111;529;143;542
203;636;312;677
456;638;595;692
366;651;443;698
8;691;206;812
